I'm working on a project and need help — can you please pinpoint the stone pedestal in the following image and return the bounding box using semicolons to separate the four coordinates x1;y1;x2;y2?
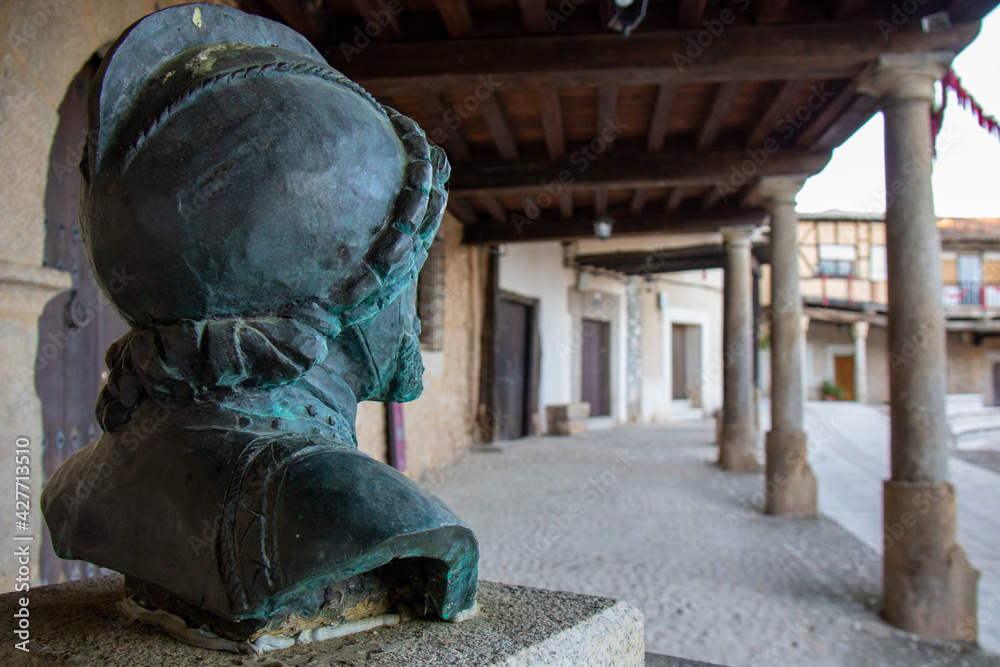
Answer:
0;575;647;666
547;402;591;435
764;430;817;516
882;481;979;640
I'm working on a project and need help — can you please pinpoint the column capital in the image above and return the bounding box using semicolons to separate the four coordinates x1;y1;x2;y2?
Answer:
720;225;754;246
857;52;954;104
756;177;807;206
853;320;870;339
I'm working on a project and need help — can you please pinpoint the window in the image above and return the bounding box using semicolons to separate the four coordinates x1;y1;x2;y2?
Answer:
869;245;887;282
416;236;445;351
817;244;856;277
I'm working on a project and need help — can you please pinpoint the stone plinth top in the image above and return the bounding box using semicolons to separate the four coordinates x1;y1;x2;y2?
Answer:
0;575;647;666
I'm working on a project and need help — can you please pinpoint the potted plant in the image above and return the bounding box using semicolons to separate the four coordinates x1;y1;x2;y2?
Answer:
821;380;846;401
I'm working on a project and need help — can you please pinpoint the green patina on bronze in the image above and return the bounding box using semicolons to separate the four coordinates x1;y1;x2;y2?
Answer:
40;2;478;642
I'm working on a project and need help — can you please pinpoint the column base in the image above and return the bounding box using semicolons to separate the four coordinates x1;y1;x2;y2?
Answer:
764;430;817;516
718;424;761;472
882;480;979;642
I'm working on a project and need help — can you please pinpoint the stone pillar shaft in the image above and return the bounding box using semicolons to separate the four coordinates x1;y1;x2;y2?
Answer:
761;179;816;515
719;226;759;472
853;321;869;404
860;52;978;642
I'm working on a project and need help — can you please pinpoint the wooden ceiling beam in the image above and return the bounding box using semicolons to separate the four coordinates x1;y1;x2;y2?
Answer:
697;82;741;150
666;187;687;212
518;0;550;32
746;79;803;147
630;189;649;215
260;0;326;44
594;188;609;216
597;85;619;149
479;94;519;159
329;21;980;94
678;0;709;27
449;148;832;196
447;195;478;224
754;0;791;23
463;208;767;244
479;195;507;223
349;0;401;39
832;0;868;20
646;83;678;153
948;0;998;21
432;0;475;37
793;77;860;149
418;92;472;163
560;190;574;218
538;87;566;159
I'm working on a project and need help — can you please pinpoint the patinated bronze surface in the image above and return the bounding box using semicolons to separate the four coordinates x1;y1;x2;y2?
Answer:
40;2;478;644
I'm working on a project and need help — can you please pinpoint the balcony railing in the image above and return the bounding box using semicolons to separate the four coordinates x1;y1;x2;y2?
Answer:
941;281;1000;308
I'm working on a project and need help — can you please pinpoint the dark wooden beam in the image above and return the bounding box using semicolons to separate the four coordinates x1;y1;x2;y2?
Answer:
948;0;998;21
260;0;326;44
479;195;507;223
697;82;741;150
832;0;868;20
812;93;879;151
349;0;401;39
418;92;472;163
646;83;678;153
519;0;550;32
449;148;832;196
702;186;727;209
578;241;771;275
329;22;980;94
479;94;519;159
746;79;803;147
793;77;860;149
754;0;791;23
463;208;768;244
560;190;574;218
447;195;478;224
537;87;566;159
678;0;709;27
594;188;609;216
666;187;686;212
629;189;649;215
433;0;475;37
597;85;619;150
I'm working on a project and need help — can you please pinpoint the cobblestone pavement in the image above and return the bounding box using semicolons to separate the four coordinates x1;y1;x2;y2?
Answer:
424;420;1000;667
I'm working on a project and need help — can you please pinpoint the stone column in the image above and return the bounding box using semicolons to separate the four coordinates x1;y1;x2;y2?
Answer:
859;53;978;642
759;178;816;515
800;314;810;401
718;226;760;472
852;320;869;404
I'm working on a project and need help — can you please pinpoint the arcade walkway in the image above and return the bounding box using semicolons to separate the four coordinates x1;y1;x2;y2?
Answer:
427;410;1000;667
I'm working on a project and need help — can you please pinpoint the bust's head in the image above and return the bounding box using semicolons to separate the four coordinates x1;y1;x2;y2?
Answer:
84;4;446;427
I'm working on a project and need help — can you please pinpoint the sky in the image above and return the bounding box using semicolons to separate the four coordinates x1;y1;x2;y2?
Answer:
796;8;1000;218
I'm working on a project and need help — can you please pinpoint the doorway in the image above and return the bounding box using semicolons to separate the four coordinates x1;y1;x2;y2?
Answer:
581;318;612;416
833;354;856;401
671;323;703;402
495;293;539;439
34;58;128;585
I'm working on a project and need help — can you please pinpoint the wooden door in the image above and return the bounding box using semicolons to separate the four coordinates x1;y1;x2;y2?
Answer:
35;59;128;584
581;319;611;416
833;355;855;401
496;297;535;439
672;324;687;400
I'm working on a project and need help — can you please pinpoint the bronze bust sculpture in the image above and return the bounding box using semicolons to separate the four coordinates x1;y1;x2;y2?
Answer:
41;2;478;649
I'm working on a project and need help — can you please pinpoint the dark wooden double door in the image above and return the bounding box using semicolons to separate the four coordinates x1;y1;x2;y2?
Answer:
495;294;540;440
